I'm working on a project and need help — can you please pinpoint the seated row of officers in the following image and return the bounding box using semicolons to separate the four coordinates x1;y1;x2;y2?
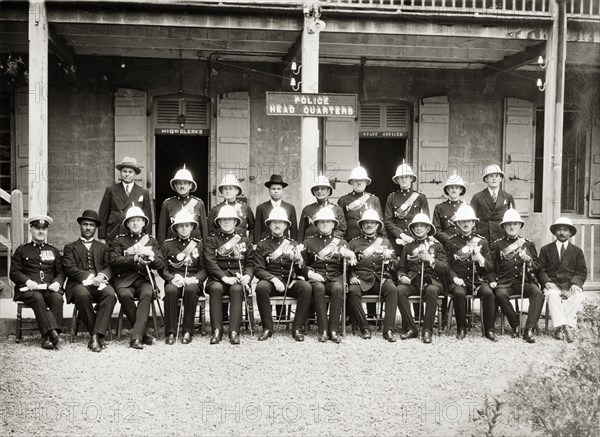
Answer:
11;161;587;351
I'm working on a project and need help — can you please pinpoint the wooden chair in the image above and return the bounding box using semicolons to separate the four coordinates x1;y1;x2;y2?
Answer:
445;295;484;336
350;294;384;334
270;296;299;330
407;295;445;333
70;304;114;342
204;291;256;333
15;301;41;343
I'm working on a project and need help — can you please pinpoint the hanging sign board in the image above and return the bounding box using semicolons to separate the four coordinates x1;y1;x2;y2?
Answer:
266;92;357;117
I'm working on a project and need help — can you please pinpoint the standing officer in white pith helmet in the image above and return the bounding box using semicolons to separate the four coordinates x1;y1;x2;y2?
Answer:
470;164;515;250
110;205;164;350
298;175;347;242
490;208;543;344
338;165;384;241
157;166;208;245
432;172;466;246
207;174;255;241
11;215;65;350
384;162;429;255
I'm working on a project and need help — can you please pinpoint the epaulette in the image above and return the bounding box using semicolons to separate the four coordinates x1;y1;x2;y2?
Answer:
115;233;127;238
165;237;176;242
164;196;176;202
448;234;460;240
351;236;362;241
259;236;269;242
192;237;203;243
305;235;318;240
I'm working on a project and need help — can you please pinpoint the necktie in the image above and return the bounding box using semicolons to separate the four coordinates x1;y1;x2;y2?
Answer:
125;184;131;196
491;190;497;202
560;243;565;260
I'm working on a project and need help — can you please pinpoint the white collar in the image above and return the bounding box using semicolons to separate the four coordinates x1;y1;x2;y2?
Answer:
555;240;569;251
270;199;282;207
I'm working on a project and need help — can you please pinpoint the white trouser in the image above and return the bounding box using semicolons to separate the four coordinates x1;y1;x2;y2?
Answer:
544;287;583;329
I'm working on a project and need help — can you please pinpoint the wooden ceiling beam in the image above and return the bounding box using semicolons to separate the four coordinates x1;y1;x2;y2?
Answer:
480;42;546;78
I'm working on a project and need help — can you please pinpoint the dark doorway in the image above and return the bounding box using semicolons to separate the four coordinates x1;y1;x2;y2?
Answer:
359;138;407;207
155;135;209;216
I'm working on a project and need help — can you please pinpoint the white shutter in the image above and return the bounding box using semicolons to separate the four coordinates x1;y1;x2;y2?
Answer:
503;98;535;216
216;92;250;198
15;88;29;212
114;88;148;187
418;96;449;214
590;114;600;217
324;118;358;202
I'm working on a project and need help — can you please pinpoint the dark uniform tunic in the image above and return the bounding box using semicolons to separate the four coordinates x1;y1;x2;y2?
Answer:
470;189;515;250
337;191;383;240
384;188;429;255
11;242;65;335
347;234;398;332
432;199;463;246
62;239;116;338
302;233;348;333
159;237;207;336
297;200;347;243
110;232;164;342
445;233;495;331
207;200;255;241
204;231;254;332
157;195;208;245
492;235;543;331
254;235;311;331
397;236;448;333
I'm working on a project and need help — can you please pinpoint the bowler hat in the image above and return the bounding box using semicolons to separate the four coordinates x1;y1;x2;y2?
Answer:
77;210;101;226
115;157;142;175
264;174;288;189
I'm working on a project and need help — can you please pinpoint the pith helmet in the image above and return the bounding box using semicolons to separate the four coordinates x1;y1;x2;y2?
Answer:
265;206;291;227
500;208;524;227
443;174;466;196
392;163;417;184
171;209;198;232
453;204;479;222
214;204;241;226
311;175;333;196
347;166;372;185
122;205;149;228
312;207;339;226
357;208;383;229
482;164;505;182
408;213;436;236
170;166;197;193
550;217;577;236
218;174;243;196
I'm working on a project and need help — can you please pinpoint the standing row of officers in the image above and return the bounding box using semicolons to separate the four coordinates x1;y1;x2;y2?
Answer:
11;158;588;351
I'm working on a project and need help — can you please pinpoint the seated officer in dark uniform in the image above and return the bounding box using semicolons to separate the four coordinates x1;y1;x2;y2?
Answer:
298;175;347;242
157;166;208;245
63;210;117;352
207;174;255;240
490;208;543;344
10;215;65;350
303;208;355;343
110;206;164;350
159;209;207;345
397;213;449;344
204;205;254;345
347;209;398;342
445;204;497;342
254;207;311;342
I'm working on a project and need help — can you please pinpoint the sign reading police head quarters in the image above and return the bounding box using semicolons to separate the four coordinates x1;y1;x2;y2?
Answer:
266;92;357;117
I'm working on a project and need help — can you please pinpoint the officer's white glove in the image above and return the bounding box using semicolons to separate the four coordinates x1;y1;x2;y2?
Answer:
272;277;285;292
48;281;61;292
453;277;466;287
25;279;39;290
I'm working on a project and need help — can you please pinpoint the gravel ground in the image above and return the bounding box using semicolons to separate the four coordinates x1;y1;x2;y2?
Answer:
0;323;565;437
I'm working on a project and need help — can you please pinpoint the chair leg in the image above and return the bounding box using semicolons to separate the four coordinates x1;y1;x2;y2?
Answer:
16;304;23;343
446;299;454;336
151;301;160;339
70;306;79;343
199;299;207;335
116;307;124;341
544;299;550;335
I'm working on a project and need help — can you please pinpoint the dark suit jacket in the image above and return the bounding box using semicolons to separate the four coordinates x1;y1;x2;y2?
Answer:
538;242;587;290
98;182;153;240
253;200;298;244
470;188;514;248
62;239;113;304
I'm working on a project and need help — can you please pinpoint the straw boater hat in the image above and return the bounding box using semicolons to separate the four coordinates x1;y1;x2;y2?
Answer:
115;157;142;175
550;217;577;236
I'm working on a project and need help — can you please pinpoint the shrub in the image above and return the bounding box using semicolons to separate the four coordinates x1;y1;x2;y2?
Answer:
504;299;600;437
